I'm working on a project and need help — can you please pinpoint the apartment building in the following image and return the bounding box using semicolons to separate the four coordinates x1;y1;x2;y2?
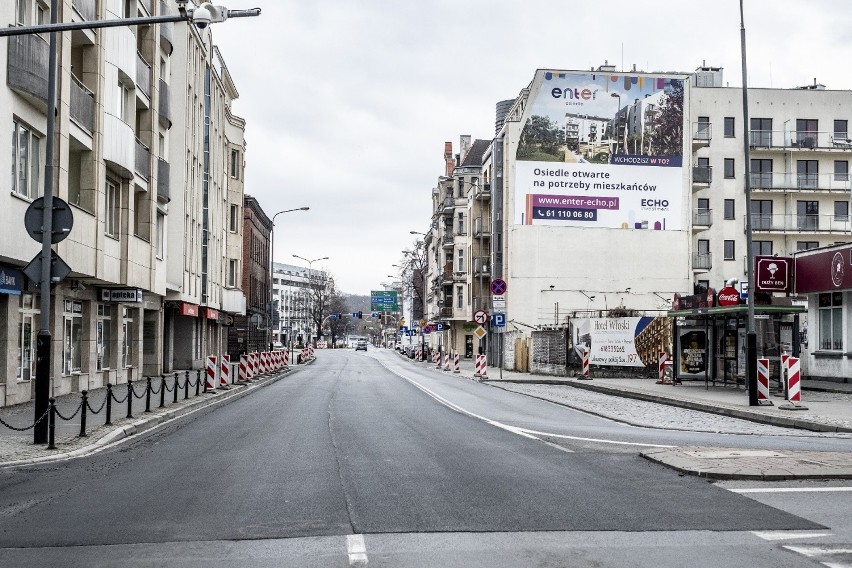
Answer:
0;0;247;406
270;262;329;347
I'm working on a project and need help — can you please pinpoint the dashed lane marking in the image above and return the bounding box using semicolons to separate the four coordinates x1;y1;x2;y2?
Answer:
752;531;833;541
346;534;368;565
733;487;852;494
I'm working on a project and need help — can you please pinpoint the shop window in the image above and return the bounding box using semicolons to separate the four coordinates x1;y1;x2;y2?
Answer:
818;292;843;351
122;307;135;368
17;294;38;381
97;304;113;371
63;300;83;374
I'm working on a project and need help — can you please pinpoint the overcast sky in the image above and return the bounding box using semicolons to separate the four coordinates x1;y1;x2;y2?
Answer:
210;0;852;296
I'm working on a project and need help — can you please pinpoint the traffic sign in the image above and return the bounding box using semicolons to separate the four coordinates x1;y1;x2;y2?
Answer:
473;326;487;339
436;323;445;331
473;310;488;325
490;278;507;295
492;313;506;327
492;295;506;309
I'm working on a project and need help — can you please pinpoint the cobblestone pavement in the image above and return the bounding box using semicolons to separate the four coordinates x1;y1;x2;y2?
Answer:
492;382;846;437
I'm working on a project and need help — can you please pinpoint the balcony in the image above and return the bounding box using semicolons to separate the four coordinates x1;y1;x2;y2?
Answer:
158;79;171;128
750;129;852;151
135;139;151;180
137;52;152;99
473;217;490;238
751;213;852;233
441;195;455;216
453;270;467;282
442;233;454;248
692;165;712;188
749;171;851;193
473;257;490;277
157;158;170;203
692;122;711;148
692;209;712;229
440;307;453;319
72;0;96;20
139;0;152;15
70;74;95;132
474;183;491;201
159;1;174;54
7;34;49;107
692;253;712;271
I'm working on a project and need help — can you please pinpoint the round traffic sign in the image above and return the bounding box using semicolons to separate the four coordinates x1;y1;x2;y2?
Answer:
473;310;488;325
490;278;507;295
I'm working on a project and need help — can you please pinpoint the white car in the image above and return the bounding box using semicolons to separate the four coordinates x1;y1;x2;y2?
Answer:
355;340;368;351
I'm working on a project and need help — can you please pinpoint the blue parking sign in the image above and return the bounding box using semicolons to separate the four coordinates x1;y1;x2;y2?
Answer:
492;313;506;327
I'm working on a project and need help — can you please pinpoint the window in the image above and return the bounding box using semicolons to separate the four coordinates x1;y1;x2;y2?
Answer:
835;120;848;139
697;198;709;211
797;200;819;230
156;212;165;258
724;199;735;220
122;307;135;368
97;304;113;371
63;300;83;375
752;199;773;230
750;118;773;146
11;119;42;199
17;294;38;381
750;158;773;189
752;240;773;256
723;240;735;260
105;180;119;237
457;178;464;198
457;248;464;272
230;149;240;179
457;212;464;235
796;119;818;147
16;0;48;26
724;158;735;179
228;259;237;287
724;117;735;137
818;292;843;351
116;82;131;123
697;239;710;255
835;160;849;182
797;160;819;189
835;201;849;222
456;285;463;308
696;280;710;292
229;204;239;232
796;241;819;251
696;116;710;140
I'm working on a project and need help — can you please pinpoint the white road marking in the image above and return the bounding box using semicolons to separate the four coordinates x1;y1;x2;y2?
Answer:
347;534;368;565
752;531;832;541
784;545;852;557
733;487;852;494
385;361;673;449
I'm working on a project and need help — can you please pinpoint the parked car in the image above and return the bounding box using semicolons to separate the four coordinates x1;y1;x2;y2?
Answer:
355;340;368;352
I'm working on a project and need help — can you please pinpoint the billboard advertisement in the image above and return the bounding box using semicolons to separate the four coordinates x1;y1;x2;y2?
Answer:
514;71;686;230
572;317;654;367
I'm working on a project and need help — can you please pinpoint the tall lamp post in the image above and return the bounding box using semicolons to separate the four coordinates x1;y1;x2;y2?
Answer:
269;207;309;349
0;1;261;444
292;255;329;348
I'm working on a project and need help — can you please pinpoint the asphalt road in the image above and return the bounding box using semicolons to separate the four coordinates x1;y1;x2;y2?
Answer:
0;349;847;567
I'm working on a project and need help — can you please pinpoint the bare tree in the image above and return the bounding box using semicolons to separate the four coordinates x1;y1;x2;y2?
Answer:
399;239;427;321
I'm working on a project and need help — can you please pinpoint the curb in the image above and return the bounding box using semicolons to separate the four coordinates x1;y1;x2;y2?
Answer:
0;367;298;469
482;378;852;434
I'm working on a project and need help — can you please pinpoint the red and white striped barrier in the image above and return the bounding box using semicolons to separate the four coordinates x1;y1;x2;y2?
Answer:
239;354;248;382
757;358;771;402
273;351;280;371
249;352;257;379
579;347;591;379
206;355;217;390
788;357;802;404
453;351;460;373
282;350;289;367
474;354;483;377
220;354;231;387
656;351;670;384
435;351;442;368
443;352;450;371
480;355;488;379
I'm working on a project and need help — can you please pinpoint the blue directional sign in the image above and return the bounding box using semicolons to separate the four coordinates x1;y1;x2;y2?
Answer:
406;330;417;337
436;323;445;331
492;313;506;327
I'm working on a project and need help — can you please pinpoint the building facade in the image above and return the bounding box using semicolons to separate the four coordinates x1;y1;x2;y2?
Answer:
0;0;247;406
229;195;270;356
271;262;329;348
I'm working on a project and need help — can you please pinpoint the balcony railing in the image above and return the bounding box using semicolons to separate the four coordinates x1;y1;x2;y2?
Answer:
693;253;712;270
72;0;97;20
440;307;453;318
442;234;454;247
750;213;852;233
474;183;491;200
750;129;852;150
693;209;712;227
157;158;170;203
70;74;95;132
473;217;490;237
693;122;712;141
158;79;171;128
473;257;490;277
7;34;49;104
159;1;174;52
137;52;152;98
139;0;153;15
749;171;851;192
135;139;151;180
692;165;712;184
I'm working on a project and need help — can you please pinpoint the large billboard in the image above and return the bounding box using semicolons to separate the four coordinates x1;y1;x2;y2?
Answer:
515;71;686;230
572;317;655;367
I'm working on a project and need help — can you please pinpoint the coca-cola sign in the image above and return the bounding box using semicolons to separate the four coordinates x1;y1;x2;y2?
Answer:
717;286;741;306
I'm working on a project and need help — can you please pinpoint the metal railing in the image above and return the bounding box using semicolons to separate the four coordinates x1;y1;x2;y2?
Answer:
473;257;490;276
692;165;712;184
6;34;49;103
693;209;712;226
750;129;852;150
749;171;851;192
473;217;490;237
692;252;712;270
137;52;152;98
474;183;491;200
750;213;852;233
693;122;712;141
135;139;151;180
158;79;171;127
70;73;95;132
157;158;171;202
442;234;455;246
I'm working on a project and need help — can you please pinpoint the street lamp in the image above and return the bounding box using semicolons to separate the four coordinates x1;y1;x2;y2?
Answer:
610;92;624;154
0;1;262;445
269;207;309;348
292;255;329;269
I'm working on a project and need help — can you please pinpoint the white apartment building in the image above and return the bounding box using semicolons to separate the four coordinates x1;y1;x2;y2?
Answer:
0;0;246;406
271;262;327;347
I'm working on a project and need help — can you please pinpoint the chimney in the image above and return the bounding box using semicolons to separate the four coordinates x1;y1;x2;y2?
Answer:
444;142;454;177
459;135;472;161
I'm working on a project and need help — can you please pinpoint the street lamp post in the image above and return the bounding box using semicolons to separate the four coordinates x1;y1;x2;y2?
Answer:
610;93;624;155
0;1;262;444
292;255;329;348
269;207;309;349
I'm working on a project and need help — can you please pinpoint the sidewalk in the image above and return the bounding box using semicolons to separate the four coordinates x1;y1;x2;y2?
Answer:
394;350;852;480
0;366;299;468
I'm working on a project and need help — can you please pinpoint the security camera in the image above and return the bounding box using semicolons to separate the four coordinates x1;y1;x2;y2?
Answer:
192;5;212;29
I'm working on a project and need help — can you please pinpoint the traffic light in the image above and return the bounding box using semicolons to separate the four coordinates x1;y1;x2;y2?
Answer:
357;311;363;319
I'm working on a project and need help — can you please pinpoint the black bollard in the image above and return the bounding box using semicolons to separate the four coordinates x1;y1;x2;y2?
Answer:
79;391;88;437
185;371;190;400
126;380;133;419
203;369;208;394
160;375;167;408
173;373;179;404
195;369;201;396
145;377;152;413
47;398;56;450
105;383;113;425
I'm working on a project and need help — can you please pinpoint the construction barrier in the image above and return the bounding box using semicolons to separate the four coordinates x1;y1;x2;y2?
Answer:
219;354;231;387
474;354;483;377
480;355;488;379
238;354;248;382
656;351;670;385
579;347;591;379
757;358;771;403
435;351;442;368
443;352;450;371
249;352;257;379
788;357;802;404
453;351;460;373
282;350;289;367
205;355;217;390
